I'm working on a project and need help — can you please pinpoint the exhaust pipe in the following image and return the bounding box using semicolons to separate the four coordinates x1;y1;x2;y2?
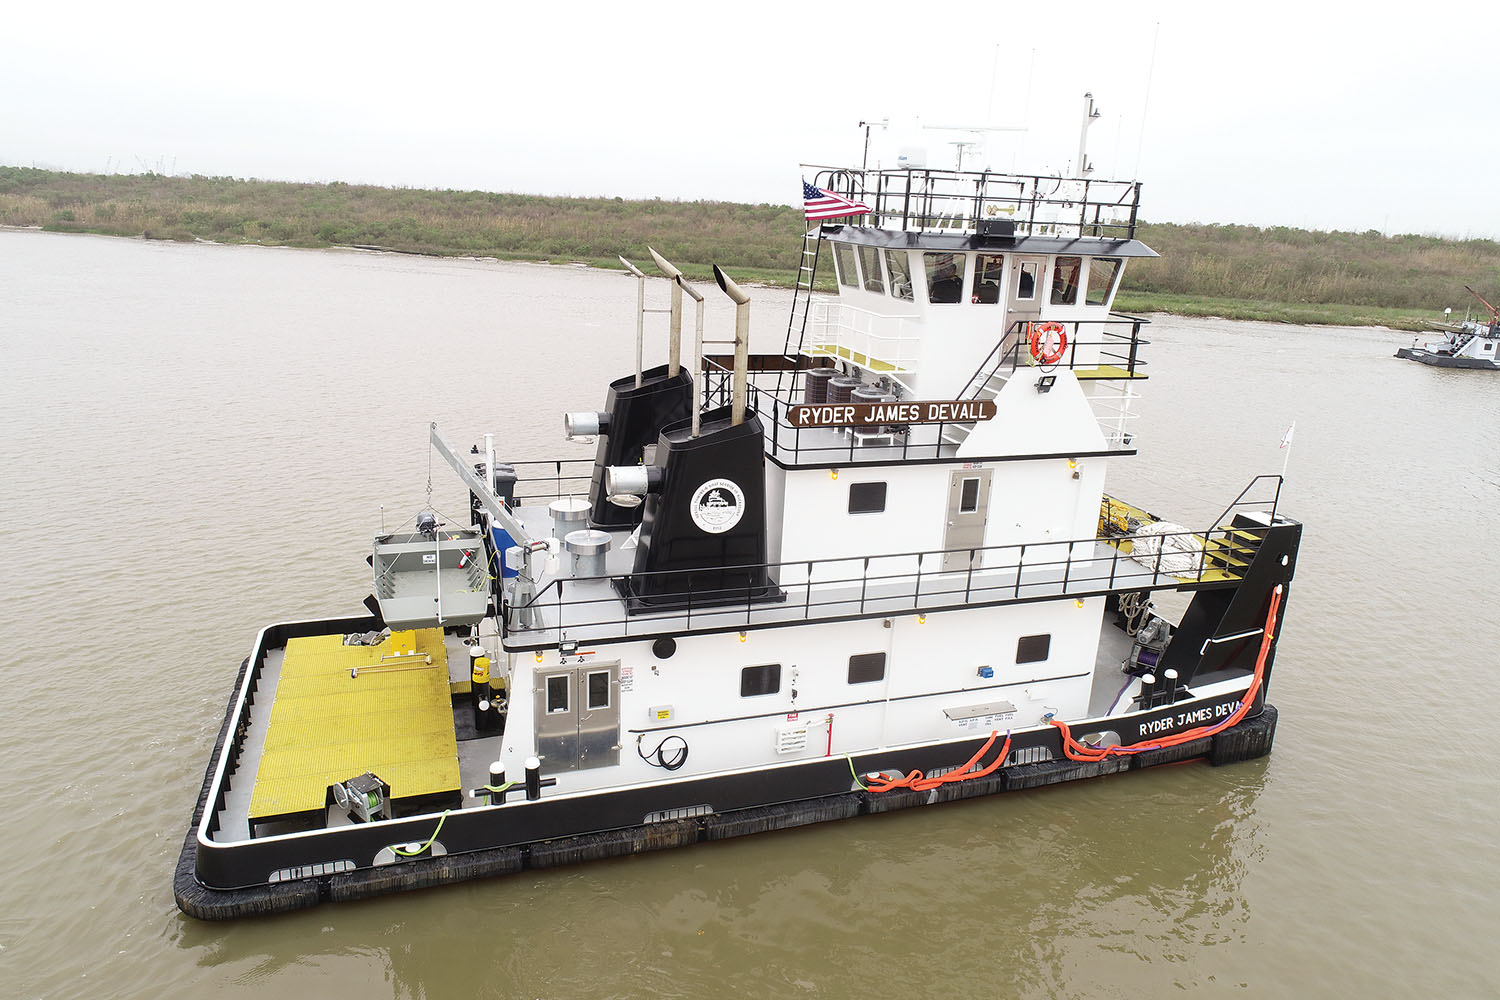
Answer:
617;255;647;388
647;247;683;378
675;274;706;438
712;265;750;427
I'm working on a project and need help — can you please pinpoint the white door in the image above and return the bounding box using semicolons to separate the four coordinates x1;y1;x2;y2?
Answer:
942;469;992;571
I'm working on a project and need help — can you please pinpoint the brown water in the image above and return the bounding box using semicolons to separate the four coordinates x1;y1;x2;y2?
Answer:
3;230;1497;999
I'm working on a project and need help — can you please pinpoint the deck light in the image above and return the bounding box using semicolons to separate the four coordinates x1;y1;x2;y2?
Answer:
831;468;839;480
738;631;748;643
1076;599;1085;608
917;614;927;625
1036;375;1057;393
534;652;544;663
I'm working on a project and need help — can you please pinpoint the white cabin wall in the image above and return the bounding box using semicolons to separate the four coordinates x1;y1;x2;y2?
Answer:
778;464;951;566
765;460;787;566
504;598;1106;793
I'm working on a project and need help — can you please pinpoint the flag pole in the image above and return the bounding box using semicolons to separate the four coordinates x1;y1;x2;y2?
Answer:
1279;421;1295;481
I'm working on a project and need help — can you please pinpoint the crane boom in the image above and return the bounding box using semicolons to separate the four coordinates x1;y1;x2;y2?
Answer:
1464;285;1500;322
428;423;533;549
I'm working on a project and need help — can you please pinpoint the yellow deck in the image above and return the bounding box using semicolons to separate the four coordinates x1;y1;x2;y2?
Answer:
806;344;906;373
1073;364;1147;380
249;629;460;821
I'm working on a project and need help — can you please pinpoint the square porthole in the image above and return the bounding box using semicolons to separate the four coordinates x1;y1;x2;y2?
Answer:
847;652;886;684
849;482;887;514
740;663;781;697
1016;634;1051;664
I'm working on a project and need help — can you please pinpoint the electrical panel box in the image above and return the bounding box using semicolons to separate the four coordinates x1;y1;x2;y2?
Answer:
647;704;674;723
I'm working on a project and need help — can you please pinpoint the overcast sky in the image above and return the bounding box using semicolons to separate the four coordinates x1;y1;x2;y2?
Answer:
5;0;1498;238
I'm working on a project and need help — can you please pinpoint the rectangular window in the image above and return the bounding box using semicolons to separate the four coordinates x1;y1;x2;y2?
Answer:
1016;261;1039;301
848;652;886;684
740;663;781;697
973;254;1004;304
1050;257;1082;305
833;243;859;288
959;477;980;513
848;481;887;514
1085;258;1122;306
1016;634;1051;664
885;250;914;301
586;670;610;710
924;252;965;303
858;245;885;293
546;675;570;713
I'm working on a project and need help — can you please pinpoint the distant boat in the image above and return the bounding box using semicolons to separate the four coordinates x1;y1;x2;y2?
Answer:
1396;286;1500;370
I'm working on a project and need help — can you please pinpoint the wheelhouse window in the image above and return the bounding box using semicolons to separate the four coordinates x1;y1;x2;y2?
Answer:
1016;634;1051;664
885;250;914;301
857;245;885;294
848;481;887;514
1050;257;1082;305
740;663;781;697
924;252;965;303
973;254;1004;304
1085;258;1122;306
833;243;859;288
848;652;886;684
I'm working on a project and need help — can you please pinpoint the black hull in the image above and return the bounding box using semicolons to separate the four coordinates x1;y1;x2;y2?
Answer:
1395;347;1500;369
175;654;1279;920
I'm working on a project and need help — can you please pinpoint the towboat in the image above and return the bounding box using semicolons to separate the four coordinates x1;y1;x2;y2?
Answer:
176;162;1301;920
1395;286;1500;369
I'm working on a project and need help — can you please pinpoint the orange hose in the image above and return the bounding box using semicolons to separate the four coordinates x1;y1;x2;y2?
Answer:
865;731;1013;793
1050;585;1283;761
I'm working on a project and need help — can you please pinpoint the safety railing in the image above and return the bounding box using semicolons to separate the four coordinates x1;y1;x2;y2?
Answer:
500;507;1275;647
804;300;923;375
506;459;596;504
702;314;1148;463
805;164;1142;240
954;314;1151;399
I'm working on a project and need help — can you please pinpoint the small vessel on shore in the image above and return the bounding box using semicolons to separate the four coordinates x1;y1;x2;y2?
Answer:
176;162;1301;920
1395;286;1500;369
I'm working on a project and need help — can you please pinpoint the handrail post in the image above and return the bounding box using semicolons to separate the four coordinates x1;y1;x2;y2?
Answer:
1016;544;1025;598
860;557;869;613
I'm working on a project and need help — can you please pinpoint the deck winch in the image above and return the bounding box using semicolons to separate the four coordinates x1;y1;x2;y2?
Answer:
329;772;389;823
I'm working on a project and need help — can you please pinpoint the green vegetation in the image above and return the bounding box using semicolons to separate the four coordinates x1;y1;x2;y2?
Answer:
3;165;1497;330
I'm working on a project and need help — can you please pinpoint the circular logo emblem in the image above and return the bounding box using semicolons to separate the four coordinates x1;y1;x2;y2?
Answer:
690;479;745;534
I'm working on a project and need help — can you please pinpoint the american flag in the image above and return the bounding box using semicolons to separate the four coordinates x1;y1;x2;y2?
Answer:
803;181;870;220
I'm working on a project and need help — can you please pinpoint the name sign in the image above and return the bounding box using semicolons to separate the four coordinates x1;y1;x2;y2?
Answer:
787;399;997;428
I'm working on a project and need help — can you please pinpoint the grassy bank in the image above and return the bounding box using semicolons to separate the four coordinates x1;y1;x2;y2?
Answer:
3;166;1496;331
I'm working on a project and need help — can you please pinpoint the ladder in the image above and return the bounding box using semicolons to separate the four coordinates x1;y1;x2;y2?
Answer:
776;226;824;399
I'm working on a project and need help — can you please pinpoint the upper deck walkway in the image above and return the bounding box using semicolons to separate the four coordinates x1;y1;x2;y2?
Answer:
497;501;1255;651
805;164;1144;241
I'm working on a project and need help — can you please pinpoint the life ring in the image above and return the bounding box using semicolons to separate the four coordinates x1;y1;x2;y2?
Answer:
1028;321;1068;365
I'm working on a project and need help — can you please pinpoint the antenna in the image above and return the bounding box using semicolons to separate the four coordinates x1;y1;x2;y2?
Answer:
1076;92;1101;177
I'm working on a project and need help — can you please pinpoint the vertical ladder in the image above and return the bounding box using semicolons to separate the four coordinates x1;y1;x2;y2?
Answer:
776;226;824;399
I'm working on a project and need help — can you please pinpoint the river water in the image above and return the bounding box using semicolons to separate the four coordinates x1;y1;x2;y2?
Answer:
2;230;1497;999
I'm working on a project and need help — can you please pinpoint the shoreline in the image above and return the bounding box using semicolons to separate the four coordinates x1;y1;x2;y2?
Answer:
0;223;1440;333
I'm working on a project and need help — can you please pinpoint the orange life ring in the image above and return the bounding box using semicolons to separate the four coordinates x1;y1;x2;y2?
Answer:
1027;321;1068;365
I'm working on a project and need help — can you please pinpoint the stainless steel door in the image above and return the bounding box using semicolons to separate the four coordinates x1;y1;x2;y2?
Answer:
534;661;620;771
942;469;992;571
577;662;620;769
